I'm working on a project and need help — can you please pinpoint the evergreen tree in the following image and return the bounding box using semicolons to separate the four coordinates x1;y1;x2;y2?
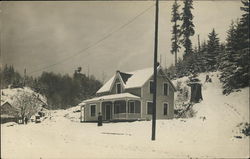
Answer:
220;22;240;93
237;0;249;50
0;64;23;88
231;0;249;89
220;0;249;94
181;0;195;58
204;29;220;71
217;43;226;69
171;0;181;66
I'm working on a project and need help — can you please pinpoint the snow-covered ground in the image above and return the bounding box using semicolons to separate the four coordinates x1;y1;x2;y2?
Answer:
1;72;249;158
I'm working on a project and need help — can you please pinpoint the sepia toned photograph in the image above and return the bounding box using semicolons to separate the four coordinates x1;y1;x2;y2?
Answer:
0;0;249;158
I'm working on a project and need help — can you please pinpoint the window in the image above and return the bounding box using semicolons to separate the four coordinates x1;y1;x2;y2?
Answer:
163;83;169;96
128;101;135;113
114;103;121;114
150;81;154;94
147;102;153;114
114;101;126;114
116;83;121;94
90;105;96;116
163;103;168;115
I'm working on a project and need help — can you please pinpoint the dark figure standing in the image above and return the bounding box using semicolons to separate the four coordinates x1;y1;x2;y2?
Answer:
24;117;28;124
97;112;103;126
205;75;212;83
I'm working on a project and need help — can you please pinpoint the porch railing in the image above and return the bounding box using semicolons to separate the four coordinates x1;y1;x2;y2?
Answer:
113;113;140;120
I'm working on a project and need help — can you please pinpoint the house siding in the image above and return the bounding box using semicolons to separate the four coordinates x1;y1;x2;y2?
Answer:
124;88;141;97
141;72;174;120
83;68;175;122
84;102;101;121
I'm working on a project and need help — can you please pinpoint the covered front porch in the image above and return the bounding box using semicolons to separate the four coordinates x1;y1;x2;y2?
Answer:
101;99;141;121
84;93;141;121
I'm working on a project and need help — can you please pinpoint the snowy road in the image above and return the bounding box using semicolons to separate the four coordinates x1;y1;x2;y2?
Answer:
1;73;249;159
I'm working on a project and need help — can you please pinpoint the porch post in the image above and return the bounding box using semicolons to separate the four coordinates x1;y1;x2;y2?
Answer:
126;99;128;119
100;101;102;114
112;101;114;120
140;100;142;119
84;105;86;122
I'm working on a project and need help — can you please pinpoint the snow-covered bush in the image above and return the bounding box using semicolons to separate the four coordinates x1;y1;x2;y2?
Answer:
175;103;196;118
239;122;250;136
175;84;190;109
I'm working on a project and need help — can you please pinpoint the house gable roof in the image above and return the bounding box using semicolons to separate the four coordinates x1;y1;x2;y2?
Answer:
97;66;176;94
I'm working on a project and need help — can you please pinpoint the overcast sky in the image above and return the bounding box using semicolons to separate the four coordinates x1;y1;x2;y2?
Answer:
1;1;243;81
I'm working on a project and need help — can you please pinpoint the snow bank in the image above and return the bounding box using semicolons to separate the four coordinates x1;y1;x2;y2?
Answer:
1;72;249;158
63;106;81;122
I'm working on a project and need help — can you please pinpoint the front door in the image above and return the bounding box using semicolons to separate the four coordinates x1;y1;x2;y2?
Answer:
105;104;112;120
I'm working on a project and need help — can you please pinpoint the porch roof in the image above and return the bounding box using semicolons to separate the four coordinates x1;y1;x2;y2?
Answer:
83;93;140;103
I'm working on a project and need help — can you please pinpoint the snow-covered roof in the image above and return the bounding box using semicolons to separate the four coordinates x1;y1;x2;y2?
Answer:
83;93;140;103
124;67;154;89
1;87;48;109
97;66;176;94
97;67;155;94
1;100;12;106
97;75;116;93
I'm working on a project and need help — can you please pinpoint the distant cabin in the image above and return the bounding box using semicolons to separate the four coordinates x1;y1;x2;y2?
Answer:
81;66;176;122
0;101;19;123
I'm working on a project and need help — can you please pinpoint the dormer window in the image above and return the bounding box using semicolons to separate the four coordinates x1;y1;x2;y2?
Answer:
116;83;121;94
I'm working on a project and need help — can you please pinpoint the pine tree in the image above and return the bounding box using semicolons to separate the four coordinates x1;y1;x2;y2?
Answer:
204;29;220;71
181;0;195;58
231;0;249;89
219;23;236;93
220;0;249;94
171;0;181;66
238;0;249;50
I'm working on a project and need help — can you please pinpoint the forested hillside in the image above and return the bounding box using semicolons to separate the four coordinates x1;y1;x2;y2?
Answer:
0;66;102;109
167;0;249;95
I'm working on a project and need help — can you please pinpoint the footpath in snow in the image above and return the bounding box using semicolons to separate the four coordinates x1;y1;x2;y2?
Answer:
1;72;249;158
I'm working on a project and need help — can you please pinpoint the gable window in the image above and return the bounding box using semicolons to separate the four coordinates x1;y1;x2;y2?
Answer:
163;103;168;115
147;102;153;115
128;101;135;113
90;105;96;116
163;83;169;96
116;83;121;94
149;81;154;94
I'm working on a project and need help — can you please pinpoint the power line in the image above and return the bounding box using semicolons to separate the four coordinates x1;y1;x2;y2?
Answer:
28;4;154;75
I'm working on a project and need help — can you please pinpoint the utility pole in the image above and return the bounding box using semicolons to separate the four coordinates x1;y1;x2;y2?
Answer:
152;0;159;141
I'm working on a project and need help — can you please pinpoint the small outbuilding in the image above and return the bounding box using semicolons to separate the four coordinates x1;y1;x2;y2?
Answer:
0;101;19;124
